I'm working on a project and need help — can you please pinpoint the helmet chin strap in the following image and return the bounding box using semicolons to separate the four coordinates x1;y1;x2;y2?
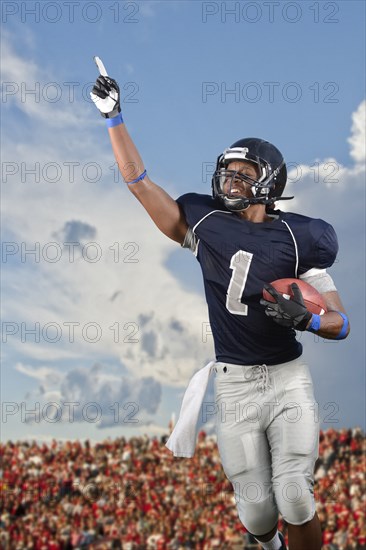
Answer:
223;193;294;212
223;195;267;211
236;203;250;211
221;170;274;211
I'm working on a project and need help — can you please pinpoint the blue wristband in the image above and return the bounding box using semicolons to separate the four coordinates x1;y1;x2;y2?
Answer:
307;314;321;333
106;114;124;128
127;170;147;185
334;311;349;340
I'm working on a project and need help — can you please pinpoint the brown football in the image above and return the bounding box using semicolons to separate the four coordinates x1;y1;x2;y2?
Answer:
263;278;327;315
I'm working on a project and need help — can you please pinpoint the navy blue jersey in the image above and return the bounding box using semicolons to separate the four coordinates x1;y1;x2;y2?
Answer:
177;193;338;366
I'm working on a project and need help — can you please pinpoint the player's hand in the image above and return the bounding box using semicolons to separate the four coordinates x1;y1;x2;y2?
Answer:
260;283;312;331
90;56;121;119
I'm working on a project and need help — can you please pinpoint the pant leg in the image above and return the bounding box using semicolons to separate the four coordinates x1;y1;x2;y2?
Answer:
266;360;320;525
214;363;279;536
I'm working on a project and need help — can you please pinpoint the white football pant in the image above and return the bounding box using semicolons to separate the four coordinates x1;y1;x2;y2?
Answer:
214;357;319;536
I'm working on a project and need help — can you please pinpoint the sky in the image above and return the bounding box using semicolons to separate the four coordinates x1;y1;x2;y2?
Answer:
1;0;365;445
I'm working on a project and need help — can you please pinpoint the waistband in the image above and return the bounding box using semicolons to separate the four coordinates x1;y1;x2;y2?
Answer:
214;357;307;393
214;363;270;393
214;356;305;373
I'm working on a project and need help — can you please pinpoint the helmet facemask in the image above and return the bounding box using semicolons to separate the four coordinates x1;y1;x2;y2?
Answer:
212;147;285;212
212;138;292;212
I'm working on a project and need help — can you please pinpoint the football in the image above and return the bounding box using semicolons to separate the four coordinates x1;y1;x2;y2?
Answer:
263;278;327;315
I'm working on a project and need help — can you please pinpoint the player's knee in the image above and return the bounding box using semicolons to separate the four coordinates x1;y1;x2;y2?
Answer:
275;476;315;525
236;496;278;537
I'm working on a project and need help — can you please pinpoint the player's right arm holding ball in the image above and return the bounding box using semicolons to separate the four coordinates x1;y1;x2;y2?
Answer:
90;57;188;245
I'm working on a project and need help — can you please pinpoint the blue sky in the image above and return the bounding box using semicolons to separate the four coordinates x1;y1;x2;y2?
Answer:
1;0;365;444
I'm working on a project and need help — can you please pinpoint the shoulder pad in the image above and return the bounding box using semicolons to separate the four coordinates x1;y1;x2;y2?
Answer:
281;212;339;274
176;193;225;228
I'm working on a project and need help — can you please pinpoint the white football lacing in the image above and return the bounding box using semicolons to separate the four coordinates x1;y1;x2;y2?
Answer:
252;364;271;393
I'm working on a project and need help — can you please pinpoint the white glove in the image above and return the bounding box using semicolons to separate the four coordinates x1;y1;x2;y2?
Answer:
90;56;121;119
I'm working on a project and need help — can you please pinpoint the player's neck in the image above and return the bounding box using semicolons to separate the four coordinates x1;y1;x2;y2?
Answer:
236;205;273;223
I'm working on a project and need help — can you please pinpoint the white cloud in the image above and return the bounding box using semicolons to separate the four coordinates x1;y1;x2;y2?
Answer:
275;100;365;430
2;30;213;392
348;100;366;165
282;99;365;219
2;29;365;433
1;31;96;128
15;361;163;429
15;362;63;386
2;168;213;381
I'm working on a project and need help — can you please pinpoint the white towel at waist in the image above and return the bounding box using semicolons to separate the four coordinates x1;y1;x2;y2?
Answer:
165;360;216;458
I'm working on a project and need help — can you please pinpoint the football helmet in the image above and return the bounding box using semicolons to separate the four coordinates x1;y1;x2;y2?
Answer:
212;137;293;211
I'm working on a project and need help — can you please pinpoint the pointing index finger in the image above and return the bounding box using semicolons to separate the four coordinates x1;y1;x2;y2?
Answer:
94;56;108;77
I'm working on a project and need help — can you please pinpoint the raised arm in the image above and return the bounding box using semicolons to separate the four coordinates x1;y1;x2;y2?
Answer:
90;58;188;244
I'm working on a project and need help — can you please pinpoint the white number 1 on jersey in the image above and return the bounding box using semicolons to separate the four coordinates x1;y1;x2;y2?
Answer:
226;251;253;315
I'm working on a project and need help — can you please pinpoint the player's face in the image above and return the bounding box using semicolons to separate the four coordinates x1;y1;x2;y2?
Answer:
222;161;259;198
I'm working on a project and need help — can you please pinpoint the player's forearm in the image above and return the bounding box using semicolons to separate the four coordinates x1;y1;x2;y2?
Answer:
91;61;188;244
108;124;188;243
306;311;350;339
310;291;350;339
108;123;145;182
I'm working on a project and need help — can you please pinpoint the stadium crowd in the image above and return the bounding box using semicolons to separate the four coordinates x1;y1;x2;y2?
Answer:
0;427;364;550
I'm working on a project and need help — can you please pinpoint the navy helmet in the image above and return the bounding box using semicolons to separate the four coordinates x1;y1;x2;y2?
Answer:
212;137;292;211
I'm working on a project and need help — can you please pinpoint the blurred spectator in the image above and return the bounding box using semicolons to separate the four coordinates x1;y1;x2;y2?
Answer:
0;428;364;549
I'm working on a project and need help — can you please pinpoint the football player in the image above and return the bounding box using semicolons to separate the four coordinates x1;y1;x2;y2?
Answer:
91;63;350;550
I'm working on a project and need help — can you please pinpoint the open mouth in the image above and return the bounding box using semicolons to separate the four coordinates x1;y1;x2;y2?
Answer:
226;184;247;197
